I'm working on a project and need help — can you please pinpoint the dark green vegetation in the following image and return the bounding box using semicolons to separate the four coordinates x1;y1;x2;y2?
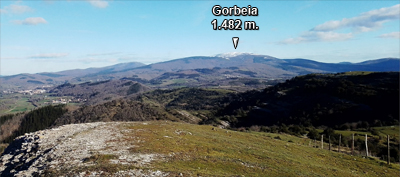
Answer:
0;114;14;125
127;83;145;95
37;73;65;78
1;105;67;144
216;72;399;128
27;80;45;84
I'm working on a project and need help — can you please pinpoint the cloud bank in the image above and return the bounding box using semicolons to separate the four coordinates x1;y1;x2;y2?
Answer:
378;32;400;39
280;4;400;44
280;31;353;44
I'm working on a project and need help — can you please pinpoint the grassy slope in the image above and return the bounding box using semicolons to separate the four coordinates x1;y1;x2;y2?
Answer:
117;121;398;176
374;126;399;138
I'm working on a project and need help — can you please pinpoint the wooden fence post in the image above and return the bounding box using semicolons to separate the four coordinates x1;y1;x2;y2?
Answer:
329;135;331;151
314;138;316;148
387;135;390;165
321;135;324;149
352;133;354;155
338;134;341;153
365;134;368;157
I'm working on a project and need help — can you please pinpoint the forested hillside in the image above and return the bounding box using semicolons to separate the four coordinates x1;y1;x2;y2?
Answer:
215;72;399;128
53;88;236;126
50;72;400;130
49;80;150;105
137;88;235;111
1;105;67;144
53;99;177;126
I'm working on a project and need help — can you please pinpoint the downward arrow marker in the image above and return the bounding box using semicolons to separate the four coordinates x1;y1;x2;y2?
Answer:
232;37;239;49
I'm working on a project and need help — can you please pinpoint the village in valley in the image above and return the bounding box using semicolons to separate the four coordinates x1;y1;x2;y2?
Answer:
0;86;87;115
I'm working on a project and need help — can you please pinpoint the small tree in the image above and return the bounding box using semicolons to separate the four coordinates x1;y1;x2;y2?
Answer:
362;121;370;129
339;124;349;130
323;128;335;137
307;129;320;140
289;125;305;136
279;124;290;134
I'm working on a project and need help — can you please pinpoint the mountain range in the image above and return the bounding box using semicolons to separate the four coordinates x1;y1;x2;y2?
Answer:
1;53;398;90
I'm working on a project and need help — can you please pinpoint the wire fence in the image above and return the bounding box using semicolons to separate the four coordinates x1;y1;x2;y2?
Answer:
307;134;396;165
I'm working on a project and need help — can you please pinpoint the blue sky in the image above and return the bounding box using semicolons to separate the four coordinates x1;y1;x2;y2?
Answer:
1;1;399;75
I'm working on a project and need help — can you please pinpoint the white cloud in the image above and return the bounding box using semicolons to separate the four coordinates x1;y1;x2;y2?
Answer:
12;17;47;25
30;53;69;58
1;4;33;14
87;0;109;8
280;4;400;44
378;32;400;39
279;31;353;44
312;4;399;32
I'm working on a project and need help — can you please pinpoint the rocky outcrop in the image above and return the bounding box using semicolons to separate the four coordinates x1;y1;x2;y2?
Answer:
0;122;168;177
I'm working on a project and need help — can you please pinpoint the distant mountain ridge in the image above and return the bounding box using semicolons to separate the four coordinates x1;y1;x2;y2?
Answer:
0;62;145;89
281;58;399;72
1;53;398;89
